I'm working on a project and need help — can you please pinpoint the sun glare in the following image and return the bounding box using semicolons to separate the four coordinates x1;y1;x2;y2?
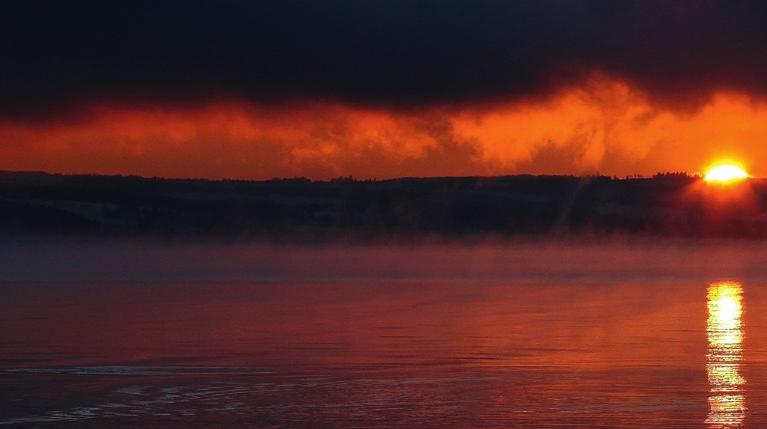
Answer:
704;163;750;184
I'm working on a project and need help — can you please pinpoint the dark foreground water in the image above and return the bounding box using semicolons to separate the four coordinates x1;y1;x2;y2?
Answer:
2;241;767;428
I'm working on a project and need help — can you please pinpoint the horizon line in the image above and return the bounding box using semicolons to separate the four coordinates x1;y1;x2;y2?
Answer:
1;169;751;183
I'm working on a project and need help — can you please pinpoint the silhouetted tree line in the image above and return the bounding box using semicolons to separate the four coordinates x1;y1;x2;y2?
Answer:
0;170;764;240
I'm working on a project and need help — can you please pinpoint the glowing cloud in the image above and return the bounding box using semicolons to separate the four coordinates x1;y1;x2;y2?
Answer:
2;78;767;179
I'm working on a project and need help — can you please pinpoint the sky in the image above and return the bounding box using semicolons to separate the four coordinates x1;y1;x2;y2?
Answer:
3;1;767;179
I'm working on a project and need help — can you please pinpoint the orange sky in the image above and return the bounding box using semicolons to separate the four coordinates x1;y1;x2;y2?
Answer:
2;77;766;180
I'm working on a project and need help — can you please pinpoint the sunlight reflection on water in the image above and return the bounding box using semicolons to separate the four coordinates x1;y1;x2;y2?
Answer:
7;240;767;428
706;281;746;428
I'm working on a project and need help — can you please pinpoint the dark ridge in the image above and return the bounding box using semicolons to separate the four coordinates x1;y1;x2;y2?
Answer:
0;170;763;240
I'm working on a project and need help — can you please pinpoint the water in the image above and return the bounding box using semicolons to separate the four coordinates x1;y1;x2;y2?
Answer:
2;241;767;428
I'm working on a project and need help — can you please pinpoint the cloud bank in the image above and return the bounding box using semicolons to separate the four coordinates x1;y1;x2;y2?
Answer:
3;78;767;179
3;1;767;178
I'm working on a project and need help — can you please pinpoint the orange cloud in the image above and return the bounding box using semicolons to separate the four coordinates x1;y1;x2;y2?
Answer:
2;77;767;179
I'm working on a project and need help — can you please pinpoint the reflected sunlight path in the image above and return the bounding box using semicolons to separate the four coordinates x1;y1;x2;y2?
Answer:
706;281;746;428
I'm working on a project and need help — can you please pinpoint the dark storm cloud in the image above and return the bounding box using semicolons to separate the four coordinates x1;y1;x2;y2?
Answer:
3;0;767;118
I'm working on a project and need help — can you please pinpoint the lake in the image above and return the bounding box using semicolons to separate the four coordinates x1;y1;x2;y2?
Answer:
2;240;767;428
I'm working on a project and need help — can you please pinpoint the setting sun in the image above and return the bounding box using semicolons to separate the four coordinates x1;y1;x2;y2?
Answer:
704;163;750;184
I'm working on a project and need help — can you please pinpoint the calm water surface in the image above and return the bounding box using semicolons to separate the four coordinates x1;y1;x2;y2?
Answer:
2;241;767;428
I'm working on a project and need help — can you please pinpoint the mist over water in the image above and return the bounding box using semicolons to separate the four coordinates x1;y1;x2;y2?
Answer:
5;238;767;283
3;240;767;428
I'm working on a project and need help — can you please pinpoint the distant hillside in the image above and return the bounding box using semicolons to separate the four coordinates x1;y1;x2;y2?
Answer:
1;171;766;240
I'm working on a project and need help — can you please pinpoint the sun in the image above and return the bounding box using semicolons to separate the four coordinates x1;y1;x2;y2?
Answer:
704;163;750;184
